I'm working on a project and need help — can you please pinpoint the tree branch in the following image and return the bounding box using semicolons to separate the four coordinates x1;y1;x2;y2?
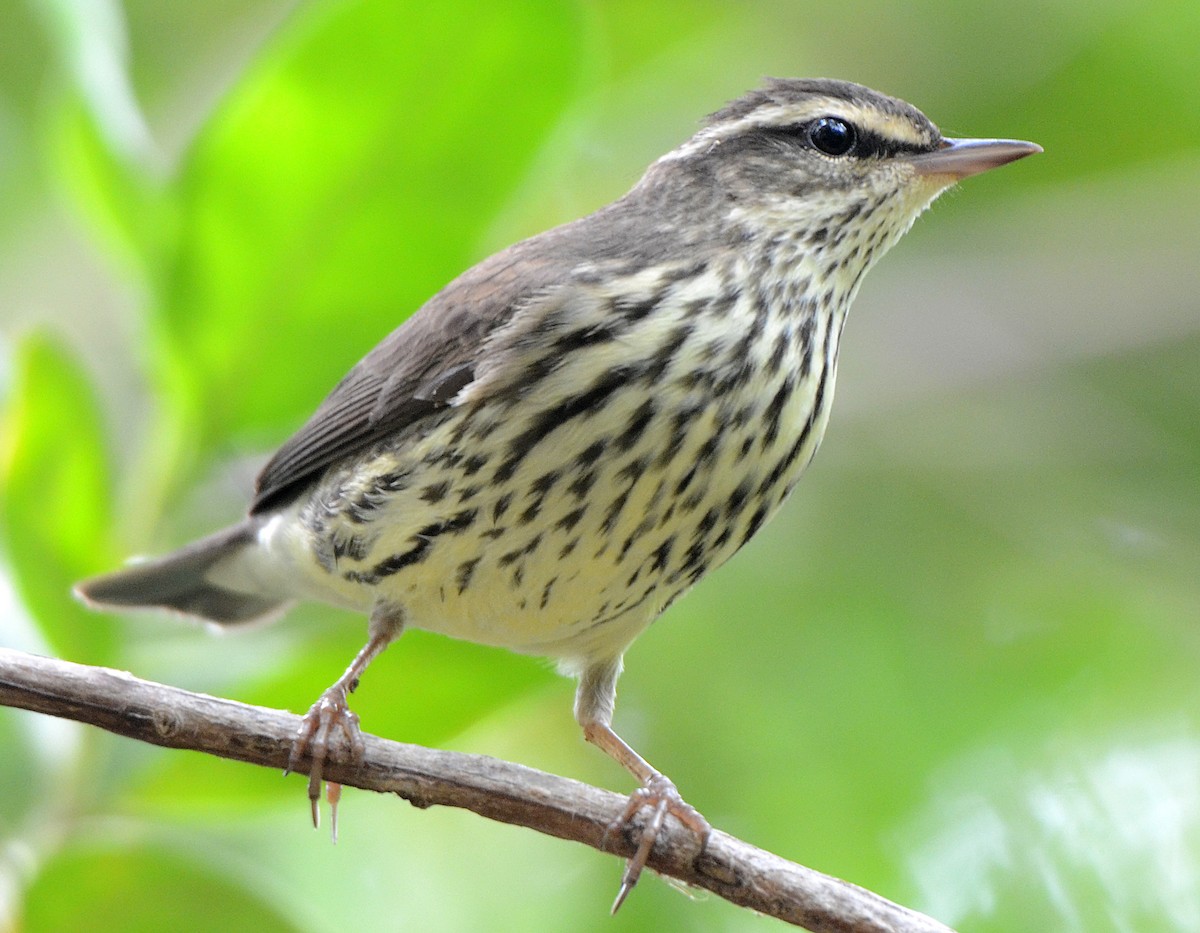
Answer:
0;647;953;932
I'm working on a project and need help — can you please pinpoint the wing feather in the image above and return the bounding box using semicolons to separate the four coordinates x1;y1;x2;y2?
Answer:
248;189;691;512
250;239;577;512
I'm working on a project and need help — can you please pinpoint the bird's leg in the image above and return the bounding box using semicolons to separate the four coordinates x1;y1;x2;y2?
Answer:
575;660;711;912
286;602;405;839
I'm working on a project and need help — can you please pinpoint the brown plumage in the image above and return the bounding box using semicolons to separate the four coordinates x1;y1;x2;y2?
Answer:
77;78;1039;908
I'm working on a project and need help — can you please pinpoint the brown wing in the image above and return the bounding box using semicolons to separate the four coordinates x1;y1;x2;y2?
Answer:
250;236;579;513
247;180;700;514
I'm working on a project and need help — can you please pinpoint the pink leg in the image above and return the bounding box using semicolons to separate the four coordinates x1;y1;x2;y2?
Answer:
286;604;403;838
576;660;711;912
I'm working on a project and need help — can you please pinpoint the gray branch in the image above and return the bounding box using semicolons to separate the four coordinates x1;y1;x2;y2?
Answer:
0;647;954;932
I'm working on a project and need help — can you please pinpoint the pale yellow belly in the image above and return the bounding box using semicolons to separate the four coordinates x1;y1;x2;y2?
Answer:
253;288;837;667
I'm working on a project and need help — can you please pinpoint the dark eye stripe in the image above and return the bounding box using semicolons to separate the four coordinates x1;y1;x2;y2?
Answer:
760;122;934;159
852;129;931;159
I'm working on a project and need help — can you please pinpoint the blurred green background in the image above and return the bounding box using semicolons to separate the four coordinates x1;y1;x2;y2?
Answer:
2;1;1198;931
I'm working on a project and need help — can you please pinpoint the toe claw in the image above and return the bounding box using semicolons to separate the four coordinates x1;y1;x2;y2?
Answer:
328;782;343;844
307;766;323;829
607;775;709;912
289;687;362;839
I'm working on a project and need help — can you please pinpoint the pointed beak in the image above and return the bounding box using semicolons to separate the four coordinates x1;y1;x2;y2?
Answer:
908;137;1042;180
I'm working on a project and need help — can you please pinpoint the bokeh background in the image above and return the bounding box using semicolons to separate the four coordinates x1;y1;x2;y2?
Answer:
2;1;1198;931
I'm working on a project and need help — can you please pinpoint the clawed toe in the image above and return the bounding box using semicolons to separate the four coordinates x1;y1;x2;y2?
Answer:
606;774;710;912
286;687;366;839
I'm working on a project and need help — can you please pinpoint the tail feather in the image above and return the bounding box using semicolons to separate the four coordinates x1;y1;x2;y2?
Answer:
75;522;286;625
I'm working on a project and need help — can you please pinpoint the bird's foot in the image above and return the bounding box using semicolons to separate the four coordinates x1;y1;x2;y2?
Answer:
285;684;366;841
605;773;710;913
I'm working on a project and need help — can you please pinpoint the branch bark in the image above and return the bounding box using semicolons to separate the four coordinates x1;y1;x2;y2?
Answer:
0;647;954;932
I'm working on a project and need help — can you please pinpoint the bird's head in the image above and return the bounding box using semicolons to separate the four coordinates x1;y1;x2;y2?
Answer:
643;78;1040;293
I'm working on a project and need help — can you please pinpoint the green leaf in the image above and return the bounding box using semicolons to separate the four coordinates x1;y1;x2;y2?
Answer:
159;0;586;451
0;334;117;660
51;98;177;290
34;0;156;167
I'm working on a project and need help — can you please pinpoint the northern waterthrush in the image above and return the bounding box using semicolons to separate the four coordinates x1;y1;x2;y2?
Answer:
77;78;1039;906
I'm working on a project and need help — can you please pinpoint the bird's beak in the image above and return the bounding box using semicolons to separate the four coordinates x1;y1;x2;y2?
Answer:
908;137;1042;180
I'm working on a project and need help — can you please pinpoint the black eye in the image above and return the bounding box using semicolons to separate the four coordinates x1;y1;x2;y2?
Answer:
808;117;857;156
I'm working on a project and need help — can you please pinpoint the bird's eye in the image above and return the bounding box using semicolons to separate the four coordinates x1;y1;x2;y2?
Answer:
808;117;857;157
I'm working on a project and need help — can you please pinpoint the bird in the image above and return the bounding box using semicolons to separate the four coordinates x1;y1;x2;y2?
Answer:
76;77;1039;909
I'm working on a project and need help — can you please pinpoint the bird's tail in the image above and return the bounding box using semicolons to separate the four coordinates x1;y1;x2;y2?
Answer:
74;521;287;625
